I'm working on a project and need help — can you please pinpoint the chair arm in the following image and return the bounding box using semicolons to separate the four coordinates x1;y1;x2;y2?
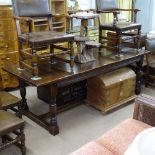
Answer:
118;9;141;12
133;94;155;126
14;16;33;41
96;10;120;14
14;16;33;22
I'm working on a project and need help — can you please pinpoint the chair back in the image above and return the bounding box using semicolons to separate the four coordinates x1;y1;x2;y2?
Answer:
12;0;51;17
96;0;118;12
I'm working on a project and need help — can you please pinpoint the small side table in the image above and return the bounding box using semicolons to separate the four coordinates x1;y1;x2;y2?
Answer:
70;12;100;63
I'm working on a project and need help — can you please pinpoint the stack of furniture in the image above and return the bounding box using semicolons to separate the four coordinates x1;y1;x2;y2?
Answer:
96;0;142;54
12;0;74;78
3;48;150;135
0;5;19;89
0;0;68;89
70;94;155;155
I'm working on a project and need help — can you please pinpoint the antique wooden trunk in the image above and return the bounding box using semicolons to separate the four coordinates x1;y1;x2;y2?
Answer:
87;67;136;113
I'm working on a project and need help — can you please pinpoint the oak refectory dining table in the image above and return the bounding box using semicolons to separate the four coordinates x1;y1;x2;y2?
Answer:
3;48;150;135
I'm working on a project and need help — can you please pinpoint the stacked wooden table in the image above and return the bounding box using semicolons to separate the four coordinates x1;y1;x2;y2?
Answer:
3;48;150;135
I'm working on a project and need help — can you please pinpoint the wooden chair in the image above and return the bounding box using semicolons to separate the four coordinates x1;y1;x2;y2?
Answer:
12;0;75;77
144;39;155;86
0;91;22;118
96;0;141;54
0;110;25;155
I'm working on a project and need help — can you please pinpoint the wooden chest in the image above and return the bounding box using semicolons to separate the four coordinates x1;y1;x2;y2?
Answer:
87;67;136;113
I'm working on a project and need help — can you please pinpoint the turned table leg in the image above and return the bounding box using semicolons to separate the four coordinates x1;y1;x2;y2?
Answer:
49;84;59;135
117;31;122;55
19;79;29;112
135;56;144;95
137;28;141;50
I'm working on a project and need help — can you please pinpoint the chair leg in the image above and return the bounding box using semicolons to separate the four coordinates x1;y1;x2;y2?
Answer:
20;126;26;155
99;27;102;52
18;103;23;118
137;28;141;50
70;41;74;72
145;54;150;87
1;135;7;143
117;32;122;54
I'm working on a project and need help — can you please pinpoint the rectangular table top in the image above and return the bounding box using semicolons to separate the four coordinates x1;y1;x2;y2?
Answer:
3;48;150;87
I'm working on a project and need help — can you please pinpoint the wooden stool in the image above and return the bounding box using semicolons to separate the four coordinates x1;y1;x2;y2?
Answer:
0;91;22;117
0;110;25;155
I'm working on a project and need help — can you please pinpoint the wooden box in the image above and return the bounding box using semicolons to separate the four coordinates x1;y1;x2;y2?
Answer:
87;67;136;113
37;80;87;107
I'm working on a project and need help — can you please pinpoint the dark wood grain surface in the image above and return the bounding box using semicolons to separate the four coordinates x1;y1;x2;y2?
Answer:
3;48;150;87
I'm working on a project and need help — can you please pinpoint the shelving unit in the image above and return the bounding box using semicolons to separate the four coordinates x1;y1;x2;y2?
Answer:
50;0;67;32
31;18;49;32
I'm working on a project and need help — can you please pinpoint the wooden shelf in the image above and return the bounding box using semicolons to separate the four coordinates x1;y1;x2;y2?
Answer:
52;21;64;25
34;24;48;27
53;26;65;29
52;0;65;2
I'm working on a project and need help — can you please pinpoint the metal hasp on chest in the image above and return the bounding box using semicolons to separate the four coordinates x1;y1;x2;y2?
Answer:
3;48;150;135
12;0;74;79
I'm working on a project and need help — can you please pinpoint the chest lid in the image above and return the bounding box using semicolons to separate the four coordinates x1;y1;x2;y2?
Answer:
98;67;136;87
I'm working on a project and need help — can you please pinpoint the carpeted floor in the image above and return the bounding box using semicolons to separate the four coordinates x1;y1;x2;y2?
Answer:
1;86;155;155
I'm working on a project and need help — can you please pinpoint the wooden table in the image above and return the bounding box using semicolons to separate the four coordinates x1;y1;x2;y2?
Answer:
3;48;150;135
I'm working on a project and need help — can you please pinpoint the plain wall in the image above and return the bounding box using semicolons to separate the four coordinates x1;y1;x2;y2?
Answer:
135;0;154;33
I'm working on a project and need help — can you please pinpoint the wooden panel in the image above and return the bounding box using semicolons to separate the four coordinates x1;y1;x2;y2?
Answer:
1;72;19;88
0;19;16;31
0;29;18;41
0;5;19;89
0;6;13;18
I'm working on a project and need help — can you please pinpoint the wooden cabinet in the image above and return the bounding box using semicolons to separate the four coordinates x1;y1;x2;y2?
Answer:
0;5;19;89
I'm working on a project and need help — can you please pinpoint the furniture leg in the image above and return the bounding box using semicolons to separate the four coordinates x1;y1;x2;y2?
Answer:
19;80;29;112
50;44;55;64
18;103;23;118
18;41;24;70
135;56;144;95
117;31;122;55
20;126;26;155
144;54;150;87
137;28;141;50
99;26;102;45
1;135;7;143
49;85;59;135
70;41;74;71
32;50;39;77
